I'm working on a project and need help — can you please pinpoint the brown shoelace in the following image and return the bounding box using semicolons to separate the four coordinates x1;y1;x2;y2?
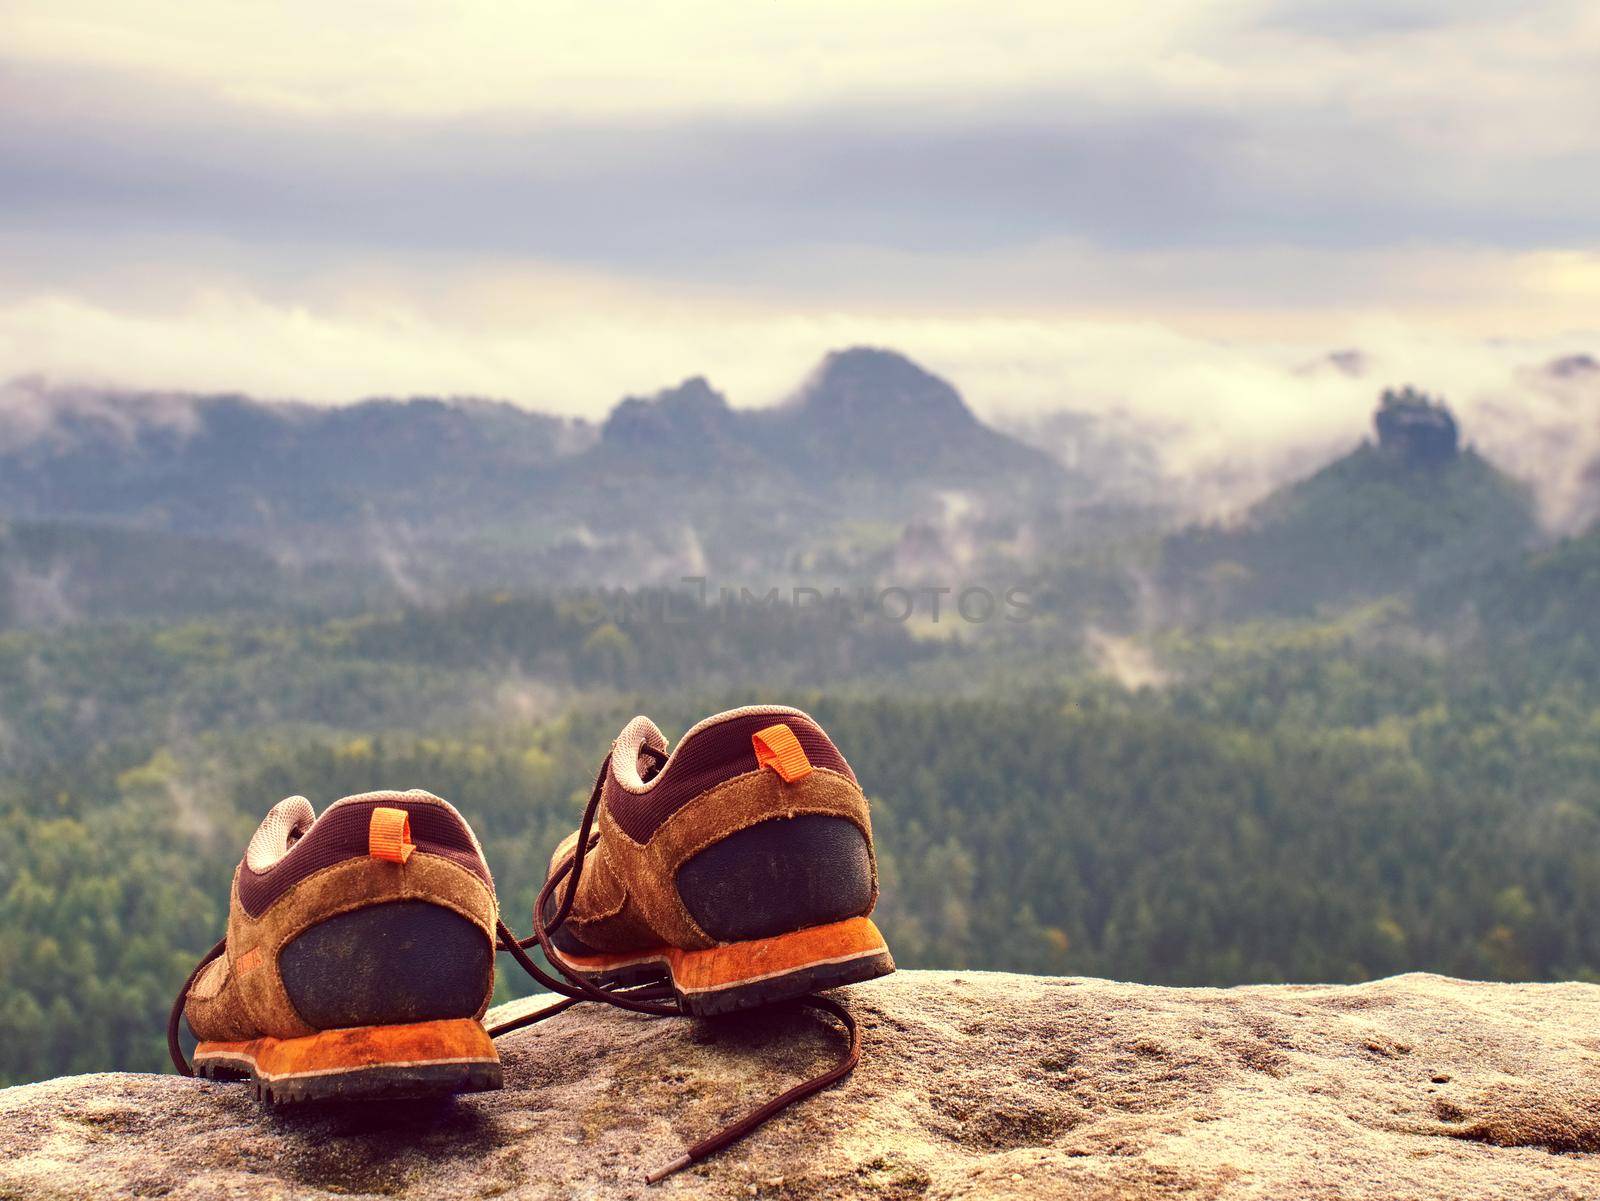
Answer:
168;752;863;1183
497;750;863;1182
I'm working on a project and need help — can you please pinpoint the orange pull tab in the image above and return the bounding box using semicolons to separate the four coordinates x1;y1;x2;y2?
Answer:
369;806;415;863
752;723;813;783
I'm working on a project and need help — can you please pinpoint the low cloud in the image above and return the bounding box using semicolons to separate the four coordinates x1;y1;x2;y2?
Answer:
3;282;1598;528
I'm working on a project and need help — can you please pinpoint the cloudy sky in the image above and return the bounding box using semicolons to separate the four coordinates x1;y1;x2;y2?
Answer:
1;0;1597;442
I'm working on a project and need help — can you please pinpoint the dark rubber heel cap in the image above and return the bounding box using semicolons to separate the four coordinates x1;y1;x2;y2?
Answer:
675;814;873;943
279;900;491;1029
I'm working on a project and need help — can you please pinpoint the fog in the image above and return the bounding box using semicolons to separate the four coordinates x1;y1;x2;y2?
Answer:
6;312;1597;532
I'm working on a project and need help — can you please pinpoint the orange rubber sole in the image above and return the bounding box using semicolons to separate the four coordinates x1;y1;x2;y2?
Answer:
554;916;895;1015
194;1017;502;1105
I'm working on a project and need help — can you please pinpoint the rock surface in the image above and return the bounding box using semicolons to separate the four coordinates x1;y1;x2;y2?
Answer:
5;970;1600;1199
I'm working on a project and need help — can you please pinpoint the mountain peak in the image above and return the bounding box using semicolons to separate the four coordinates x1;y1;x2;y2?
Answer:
1374;386;1459;468
756;347;1060;485
1294;348;1370;379
795;347;974;427
600;377;734;450
1162;387;1534;619
1548;353;1599;380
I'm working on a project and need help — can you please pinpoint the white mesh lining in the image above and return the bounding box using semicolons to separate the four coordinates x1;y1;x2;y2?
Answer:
609;704;816;793
610;716;669;791
244;795;316;873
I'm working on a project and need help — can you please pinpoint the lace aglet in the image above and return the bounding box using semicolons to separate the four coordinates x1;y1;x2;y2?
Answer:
645;1153;692;1184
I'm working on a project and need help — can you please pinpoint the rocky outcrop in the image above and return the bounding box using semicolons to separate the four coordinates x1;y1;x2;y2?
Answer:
590;348;1064;488
1375;387;1459;467
4;970;1600;1199
600;378;744;460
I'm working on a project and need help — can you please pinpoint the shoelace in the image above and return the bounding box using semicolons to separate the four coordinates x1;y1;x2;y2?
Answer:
167;751;863;1184
496;749;863;1182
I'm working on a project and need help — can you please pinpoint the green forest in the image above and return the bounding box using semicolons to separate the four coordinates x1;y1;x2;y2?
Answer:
8;543;1600;1083
6;383;1600;1086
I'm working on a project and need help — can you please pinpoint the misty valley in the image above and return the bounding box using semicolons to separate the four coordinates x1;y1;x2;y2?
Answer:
5;347;1600;1083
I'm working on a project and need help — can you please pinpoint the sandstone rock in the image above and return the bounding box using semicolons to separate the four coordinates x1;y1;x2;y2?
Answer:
4;970;1600;1199
1375;387;1459;467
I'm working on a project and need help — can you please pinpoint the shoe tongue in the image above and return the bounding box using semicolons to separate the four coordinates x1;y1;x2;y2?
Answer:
614;715;670;787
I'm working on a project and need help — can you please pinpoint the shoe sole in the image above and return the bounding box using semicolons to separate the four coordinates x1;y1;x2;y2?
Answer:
553;915;895;1016
193;1017;502;1105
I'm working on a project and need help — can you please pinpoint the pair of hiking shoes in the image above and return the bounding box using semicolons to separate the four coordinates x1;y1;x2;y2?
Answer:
169;705;893;1180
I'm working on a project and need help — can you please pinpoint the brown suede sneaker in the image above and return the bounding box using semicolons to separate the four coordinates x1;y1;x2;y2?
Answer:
535;705;894;1016
168;789;502;1104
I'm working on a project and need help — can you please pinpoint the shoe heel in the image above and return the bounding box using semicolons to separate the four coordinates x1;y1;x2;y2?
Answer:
667;916;894;1016
193;1017;501;1104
